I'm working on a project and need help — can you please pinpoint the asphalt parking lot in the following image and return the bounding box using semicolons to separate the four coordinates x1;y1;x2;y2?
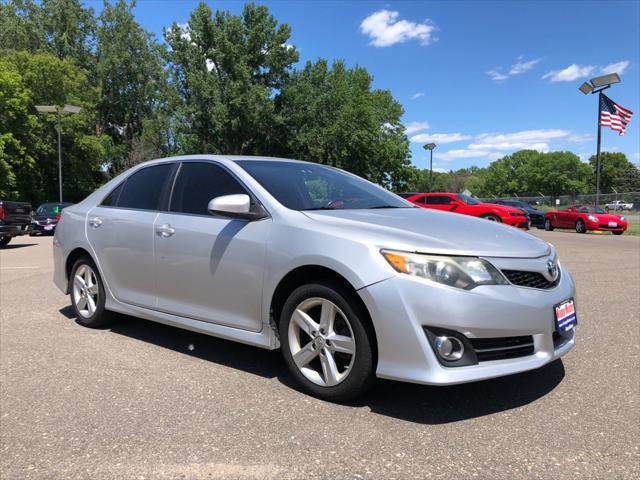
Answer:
1;231;639;480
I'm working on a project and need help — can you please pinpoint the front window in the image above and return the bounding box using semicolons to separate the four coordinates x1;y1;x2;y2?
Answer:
456;194;481;205
237;160;411;211
575;205;606;214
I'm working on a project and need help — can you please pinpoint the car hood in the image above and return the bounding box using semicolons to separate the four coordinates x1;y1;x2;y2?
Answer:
302;208;551;258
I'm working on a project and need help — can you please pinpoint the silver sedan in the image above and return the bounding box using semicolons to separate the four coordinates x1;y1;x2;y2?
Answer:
53;155;577;401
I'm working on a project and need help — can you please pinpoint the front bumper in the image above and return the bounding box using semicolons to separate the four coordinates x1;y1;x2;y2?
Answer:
358;260;576;385
586;220;627;232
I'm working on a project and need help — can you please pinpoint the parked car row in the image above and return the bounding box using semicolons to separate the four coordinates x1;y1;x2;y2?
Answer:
0;201;72;247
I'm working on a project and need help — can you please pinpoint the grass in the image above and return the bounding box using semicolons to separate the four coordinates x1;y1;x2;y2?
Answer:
625;222;640;236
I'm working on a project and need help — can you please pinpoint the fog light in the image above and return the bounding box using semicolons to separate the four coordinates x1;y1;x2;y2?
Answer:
435;336;464;361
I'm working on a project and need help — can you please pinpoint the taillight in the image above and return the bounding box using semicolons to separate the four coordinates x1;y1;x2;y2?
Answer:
0;206;4;221
55;214;61;222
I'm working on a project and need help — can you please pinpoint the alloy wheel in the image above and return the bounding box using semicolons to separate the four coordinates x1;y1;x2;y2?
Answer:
287;297;356;387
73;264;99;318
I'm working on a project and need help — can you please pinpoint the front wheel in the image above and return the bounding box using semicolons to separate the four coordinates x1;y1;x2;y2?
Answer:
70;256;113;328
612;231;624;236
481;214;502;222
279;282;376;402
575;219;587;234
0;236;11;247
544;219;554;231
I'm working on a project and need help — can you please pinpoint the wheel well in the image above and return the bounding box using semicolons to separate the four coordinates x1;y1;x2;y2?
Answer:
65;248;92;292
270;266;377;347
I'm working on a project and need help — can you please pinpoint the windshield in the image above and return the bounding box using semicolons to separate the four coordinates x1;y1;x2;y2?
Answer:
36;204;66;216
236;161;411;210
575;205;606;214
456;194;481;205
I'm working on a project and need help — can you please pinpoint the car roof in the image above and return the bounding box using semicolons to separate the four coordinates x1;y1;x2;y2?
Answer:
135;154;311;167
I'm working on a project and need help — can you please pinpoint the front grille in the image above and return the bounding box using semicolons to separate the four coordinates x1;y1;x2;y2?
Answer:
470;335;534;362
502;269;559;289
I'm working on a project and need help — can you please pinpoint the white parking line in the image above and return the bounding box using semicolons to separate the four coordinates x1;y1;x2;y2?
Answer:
0;266;40;270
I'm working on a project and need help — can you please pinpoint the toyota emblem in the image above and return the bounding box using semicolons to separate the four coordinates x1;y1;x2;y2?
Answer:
547;259;559;281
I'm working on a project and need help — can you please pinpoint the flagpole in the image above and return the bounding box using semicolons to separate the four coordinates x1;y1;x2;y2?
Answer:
595;91;602;207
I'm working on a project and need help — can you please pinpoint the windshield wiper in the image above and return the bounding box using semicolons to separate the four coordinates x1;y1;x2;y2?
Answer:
366;205;407;209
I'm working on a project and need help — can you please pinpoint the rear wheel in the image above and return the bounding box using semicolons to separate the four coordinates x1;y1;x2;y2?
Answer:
70;256;113;328
279;282;376;402
0;236;12;247
544;219;554;231
481;214;502;222
575;219;586;234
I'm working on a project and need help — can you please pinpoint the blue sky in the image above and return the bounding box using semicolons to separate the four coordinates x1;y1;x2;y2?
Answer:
89;0;640;172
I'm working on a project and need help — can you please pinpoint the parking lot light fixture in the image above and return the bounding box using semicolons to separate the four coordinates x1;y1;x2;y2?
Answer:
577;72;622;207
423;143;437;192
35;104;82;202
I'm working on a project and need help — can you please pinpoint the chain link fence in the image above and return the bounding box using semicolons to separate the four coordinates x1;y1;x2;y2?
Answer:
480;192;640;213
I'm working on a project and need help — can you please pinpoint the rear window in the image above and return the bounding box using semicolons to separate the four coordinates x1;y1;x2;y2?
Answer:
104;164;174;211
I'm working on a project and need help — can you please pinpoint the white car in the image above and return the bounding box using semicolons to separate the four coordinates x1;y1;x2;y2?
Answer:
605;200;633;211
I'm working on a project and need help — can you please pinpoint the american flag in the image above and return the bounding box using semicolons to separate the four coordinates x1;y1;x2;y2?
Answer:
600;94;633;136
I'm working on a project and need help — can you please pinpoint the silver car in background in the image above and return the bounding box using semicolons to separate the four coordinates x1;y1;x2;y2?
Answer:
53;155;577;401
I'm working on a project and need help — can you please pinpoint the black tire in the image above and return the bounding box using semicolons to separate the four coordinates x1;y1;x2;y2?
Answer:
575;219;586;234
0;236;12;247
279;282;376;402
544;218;554;231
481;214;502;222
612;231;623;236
69;255;113;328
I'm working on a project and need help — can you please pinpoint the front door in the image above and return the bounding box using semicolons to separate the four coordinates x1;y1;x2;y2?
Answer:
86;163;175;308
154;161;271;332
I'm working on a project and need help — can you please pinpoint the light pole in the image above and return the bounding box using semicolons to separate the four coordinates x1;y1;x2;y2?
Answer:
422;143;437;192
578;73;621;207
35;104;82;202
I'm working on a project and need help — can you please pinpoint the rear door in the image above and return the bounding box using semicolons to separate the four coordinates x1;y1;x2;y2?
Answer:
154;161;271;332
86;163;176;308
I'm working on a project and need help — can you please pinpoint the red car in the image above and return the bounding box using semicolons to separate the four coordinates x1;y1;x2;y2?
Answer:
401;192;529;228
544;204;628;235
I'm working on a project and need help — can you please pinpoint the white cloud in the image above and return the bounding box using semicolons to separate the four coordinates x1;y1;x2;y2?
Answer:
360;10;436;47
487;57;540;82
542;64;596;82
432;167;449;173
600;61;630;76
509;58;540;75
410;132;472;144
469;129;573;152
567;133;592;143
405;121;430;134
634;152;640;161
486;69;508;81
435;149;492;162
411;92;425;100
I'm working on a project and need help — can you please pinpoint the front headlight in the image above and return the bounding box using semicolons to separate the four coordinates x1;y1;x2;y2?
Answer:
588;215;598;222
381;250;508;290
620;216;626;222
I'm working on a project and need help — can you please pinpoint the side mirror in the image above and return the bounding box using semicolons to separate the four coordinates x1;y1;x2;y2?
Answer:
207;194;267;220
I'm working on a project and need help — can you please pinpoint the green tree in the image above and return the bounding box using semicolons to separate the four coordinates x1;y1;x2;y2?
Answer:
3;52;108;202
276;59;411;188
588;152;639;193
0;58;39;198
96;0;167;172
41;0;96;65
0;0;46;53
164;2;299;155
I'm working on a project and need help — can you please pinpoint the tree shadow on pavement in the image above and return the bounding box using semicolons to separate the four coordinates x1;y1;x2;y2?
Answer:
58;307;566;424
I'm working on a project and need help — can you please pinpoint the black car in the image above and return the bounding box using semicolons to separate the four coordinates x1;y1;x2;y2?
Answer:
30;202;73;235
494;199;545;228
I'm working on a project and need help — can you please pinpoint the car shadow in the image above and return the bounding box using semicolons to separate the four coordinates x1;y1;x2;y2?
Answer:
58;307;566;424
0;243;38;250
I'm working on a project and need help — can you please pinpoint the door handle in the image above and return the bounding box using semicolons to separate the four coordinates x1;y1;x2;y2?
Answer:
156;224;175;237
89;216;103;228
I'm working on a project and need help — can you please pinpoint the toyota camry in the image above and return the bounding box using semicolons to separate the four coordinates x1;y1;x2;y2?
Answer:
53;155;577;401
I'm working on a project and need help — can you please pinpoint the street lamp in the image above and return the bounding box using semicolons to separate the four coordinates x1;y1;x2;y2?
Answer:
35;104;82;202
578;72;621;206
422;143;437;192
